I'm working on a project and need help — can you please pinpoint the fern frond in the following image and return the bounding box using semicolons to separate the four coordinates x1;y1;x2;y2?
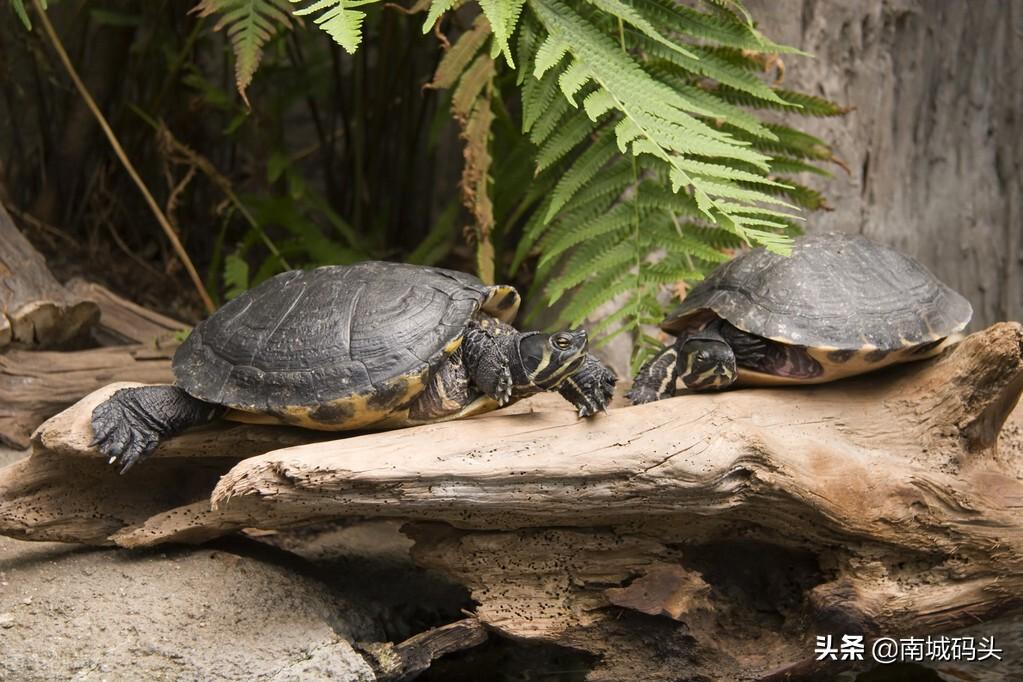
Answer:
224;250;250;299
714;85;850;116
289;0;380;54
430;14;491;89
478;0;523;66
422;0;457;32
557;161;632;216
639;38;786;105
768;156;832;177
545;126;618;219
632;0;799;54
585;0;698;58
534;112;596;171
195;0;293;103
539;202;634;266
562;266;634;325
452;53;496;119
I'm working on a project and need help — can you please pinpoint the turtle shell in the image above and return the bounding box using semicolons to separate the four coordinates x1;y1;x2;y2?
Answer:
172;261;518;427
663;233;972;354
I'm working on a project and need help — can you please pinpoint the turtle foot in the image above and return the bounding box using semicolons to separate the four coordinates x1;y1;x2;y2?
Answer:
560;354;617;417
90;386;221;473
91;388;165;473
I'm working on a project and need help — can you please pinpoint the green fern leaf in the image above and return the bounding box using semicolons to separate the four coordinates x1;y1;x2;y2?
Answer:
631;0;799;53
534;33;570;77
195;0;293;103
768;156;832;177
557;161;632;216
539;202;634;266
582;89;616;121
562;270;636;325
557;60;592;104
422;0;456;32
522;66;565;134
545;129;618;219
585;0;698;58
290;0;379;54
478;0;520;66
224;250;250;299
535;112;595;171
639;38;787;105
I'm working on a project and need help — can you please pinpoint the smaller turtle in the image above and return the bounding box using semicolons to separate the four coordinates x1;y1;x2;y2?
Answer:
92;261;616;471
627;234;972;403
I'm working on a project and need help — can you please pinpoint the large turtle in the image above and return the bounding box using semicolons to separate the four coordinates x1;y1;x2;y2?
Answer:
93;261;616;471
627;233;972;403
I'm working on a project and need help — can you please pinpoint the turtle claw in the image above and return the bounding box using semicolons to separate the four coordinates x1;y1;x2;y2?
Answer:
90;386;218;473
495;365;514;406
91;389;164;473
560;354;617;418
624;385;662;405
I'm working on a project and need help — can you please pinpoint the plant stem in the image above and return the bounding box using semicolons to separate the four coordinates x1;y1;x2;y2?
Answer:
32;0;215;313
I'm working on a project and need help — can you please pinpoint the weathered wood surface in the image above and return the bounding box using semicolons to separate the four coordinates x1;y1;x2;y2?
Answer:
0;279;188;448
357;617;488;682
0;201;99;348
0;382;330;545
65;277;187;346
0;347;176;450
1;324;1021;680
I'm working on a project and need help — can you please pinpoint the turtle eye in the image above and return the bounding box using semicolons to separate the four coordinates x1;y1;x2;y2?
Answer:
696;351;709;362
553;334;572;350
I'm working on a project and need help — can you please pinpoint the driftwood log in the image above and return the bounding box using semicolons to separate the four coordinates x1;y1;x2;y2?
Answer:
1;323;1022;680
0;202;99;348
0;280;186;449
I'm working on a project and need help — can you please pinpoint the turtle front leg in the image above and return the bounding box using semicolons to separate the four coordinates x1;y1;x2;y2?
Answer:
559;354;617;417
626;343;681;405
460;322;515;405
91;386;224;473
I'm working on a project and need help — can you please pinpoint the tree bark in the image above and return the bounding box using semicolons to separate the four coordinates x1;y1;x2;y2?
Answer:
1;324;1021;679
0;201;98;348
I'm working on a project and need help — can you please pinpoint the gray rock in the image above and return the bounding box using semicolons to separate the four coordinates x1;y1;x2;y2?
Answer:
0;536;379;680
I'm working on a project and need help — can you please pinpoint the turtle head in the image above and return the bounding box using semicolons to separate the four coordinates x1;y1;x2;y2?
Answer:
515;330;588;390
680;336;736;390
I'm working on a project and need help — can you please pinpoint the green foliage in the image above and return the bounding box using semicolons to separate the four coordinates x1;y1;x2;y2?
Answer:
10;0;40;30
289;0;383;54
13;0;843;367
193;0;294;104
223;250;251;299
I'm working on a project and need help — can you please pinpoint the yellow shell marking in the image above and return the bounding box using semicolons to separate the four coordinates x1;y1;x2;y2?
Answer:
482;285;521;323
734;336;959;387
225;366;430;430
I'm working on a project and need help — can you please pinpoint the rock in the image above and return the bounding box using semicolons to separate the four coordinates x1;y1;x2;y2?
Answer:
0;536;379;680
270;639;375;681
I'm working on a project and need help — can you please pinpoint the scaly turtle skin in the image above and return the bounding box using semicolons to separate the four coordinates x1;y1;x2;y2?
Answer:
92;262;616;471
628;234;972;403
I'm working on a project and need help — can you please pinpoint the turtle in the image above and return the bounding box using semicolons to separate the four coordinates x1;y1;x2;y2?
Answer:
92;261;616;471
627;233;972;403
